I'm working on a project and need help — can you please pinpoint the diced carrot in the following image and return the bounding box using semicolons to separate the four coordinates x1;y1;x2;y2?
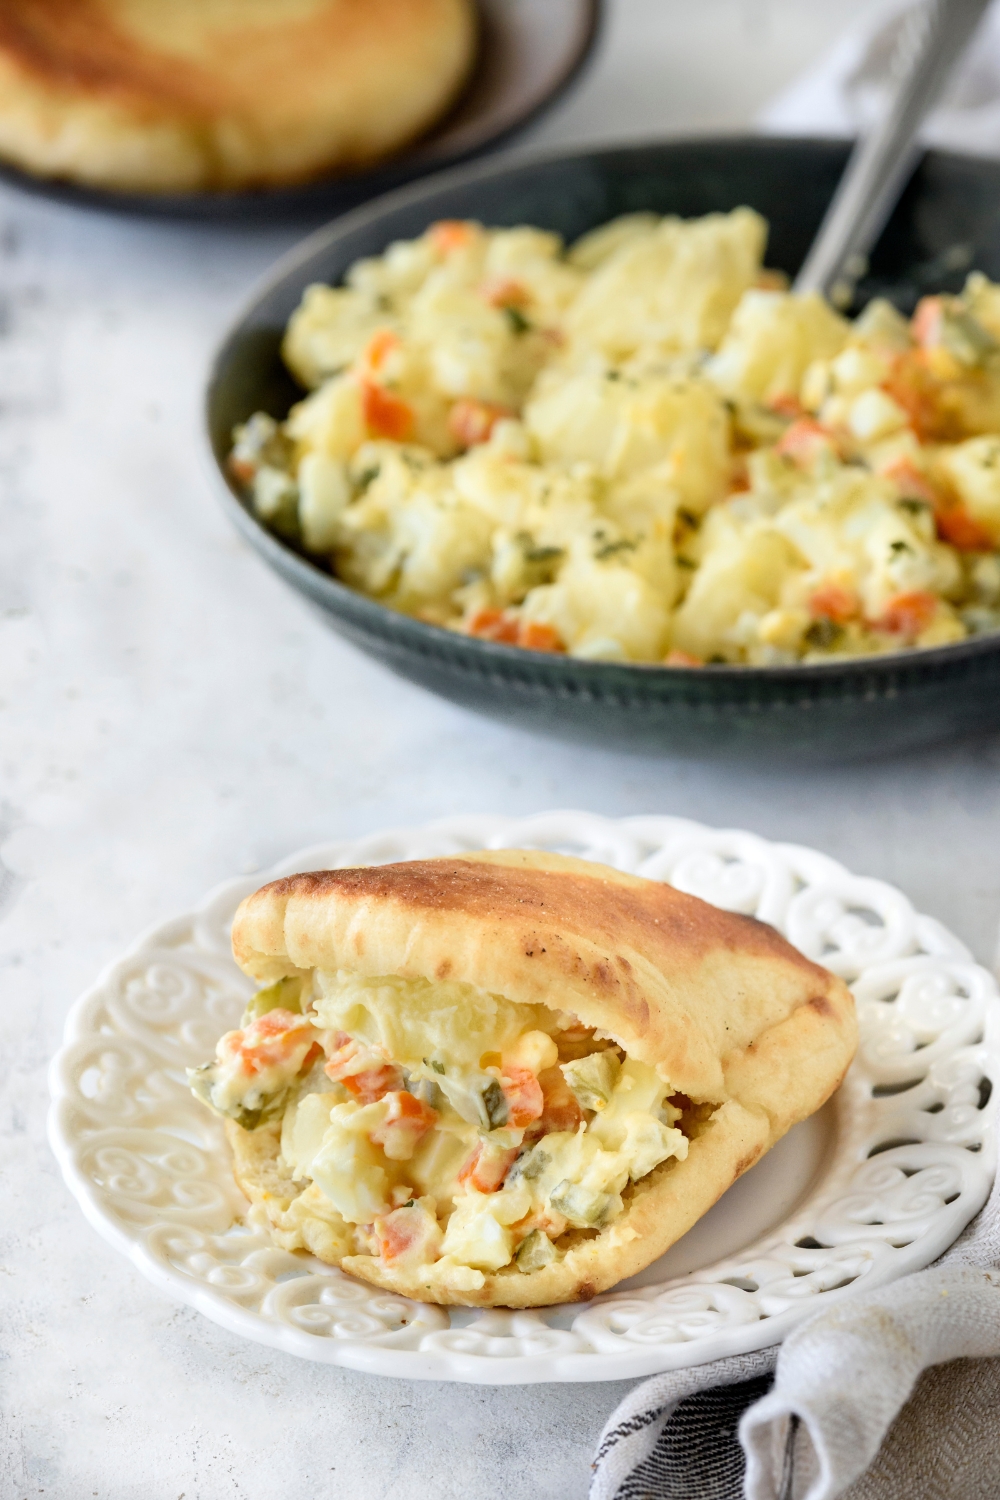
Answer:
375;1210;420;1262
361;380;414;441
361;329;401;374
537;1066;584;1134
480;275;530;309
881;352;950;442
428;220;477;254
664;649;703;668
228;455;256;484
517;621;564;654
323;1033;375;1079
776;417;836;468
935;503;995;552
230;1009;315;1075
252;1008;305;1039
373;1204;438;1265
466;608;520;644
301;1040;324;1071
872;589;939;639
458;1143;518;1194
499;1065;544;1128
808;582;859;624
341;1064;404;1104
370;1091;438;1160
880;458;940;507
912;296;945;348
729;456;751;493
447;397;515;449
767;393;804;420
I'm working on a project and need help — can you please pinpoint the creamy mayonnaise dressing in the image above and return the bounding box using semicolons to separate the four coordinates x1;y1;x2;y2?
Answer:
190;969;690;1288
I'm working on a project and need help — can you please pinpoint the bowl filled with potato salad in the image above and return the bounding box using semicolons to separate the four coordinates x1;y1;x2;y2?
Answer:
207;137;1000;757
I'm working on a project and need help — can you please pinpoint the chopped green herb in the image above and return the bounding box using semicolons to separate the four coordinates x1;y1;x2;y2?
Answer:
804;618;843;649
890;539;914;555
523;544;564;564
503;306;531;335
595;538;637;560
357;465;381;489
677;508;699;530
898;497;930;514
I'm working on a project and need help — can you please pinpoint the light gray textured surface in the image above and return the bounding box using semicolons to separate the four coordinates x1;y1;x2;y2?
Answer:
7;1;995;1497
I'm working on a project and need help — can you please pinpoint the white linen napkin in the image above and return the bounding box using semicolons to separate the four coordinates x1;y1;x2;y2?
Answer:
589;1135;1000;1500
760;0;1000;157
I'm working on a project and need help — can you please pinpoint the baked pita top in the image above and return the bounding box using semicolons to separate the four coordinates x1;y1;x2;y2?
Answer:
0;0;476;192
232;849;854;1110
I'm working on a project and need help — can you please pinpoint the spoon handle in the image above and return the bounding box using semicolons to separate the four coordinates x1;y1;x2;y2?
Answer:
793;0;991;304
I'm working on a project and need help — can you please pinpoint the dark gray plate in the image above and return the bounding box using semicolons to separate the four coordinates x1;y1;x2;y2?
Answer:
0;0;600;221
206;136;1000;759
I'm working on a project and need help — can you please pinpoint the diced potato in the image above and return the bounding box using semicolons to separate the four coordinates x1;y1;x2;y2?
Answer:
670;524;800;662
522;553;673;662
298;453;351;551
707;290;849;407
524;365;730;512
936;436;1000;547
568;212;660;271
564;208;767;359
847;389;908;443
282;284;395;389
286;374;366;459
308;1101;397;1223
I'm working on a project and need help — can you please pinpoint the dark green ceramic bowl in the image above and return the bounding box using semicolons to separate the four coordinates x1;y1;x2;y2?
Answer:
206;136;1000;760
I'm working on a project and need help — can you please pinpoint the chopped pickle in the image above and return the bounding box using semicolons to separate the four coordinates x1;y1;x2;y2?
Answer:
410;1078;444;1109
188;1062;290;1132
516;1229;557;1272
941;306;998;368
560;1050;621;1112
190;963;700;1283
481;1078;509;1128
549;1179;619;1229
242;975;305;1024
511;1143;550;1181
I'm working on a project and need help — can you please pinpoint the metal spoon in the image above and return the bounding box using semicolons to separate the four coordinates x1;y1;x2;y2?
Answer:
794;0;992;306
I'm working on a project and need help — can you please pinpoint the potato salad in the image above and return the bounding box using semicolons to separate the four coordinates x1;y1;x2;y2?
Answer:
229;210;1000;665
189;972;691;1291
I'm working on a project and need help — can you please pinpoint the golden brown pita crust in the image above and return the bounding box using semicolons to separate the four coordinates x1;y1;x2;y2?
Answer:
0;0;476;192
233;849;847;1102
226;850;857;1306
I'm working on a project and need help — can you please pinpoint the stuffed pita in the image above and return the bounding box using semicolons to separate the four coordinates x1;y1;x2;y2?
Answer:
189;851;857;1307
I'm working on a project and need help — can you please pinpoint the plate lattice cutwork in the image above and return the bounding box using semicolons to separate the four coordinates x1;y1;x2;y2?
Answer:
49;813;999;1383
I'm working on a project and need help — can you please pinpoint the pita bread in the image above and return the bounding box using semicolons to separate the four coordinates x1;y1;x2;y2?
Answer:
224;850;857;1307
0;0;476;192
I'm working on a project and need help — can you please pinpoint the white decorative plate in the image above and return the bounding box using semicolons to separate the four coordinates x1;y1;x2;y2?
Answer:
49;813;1000;1384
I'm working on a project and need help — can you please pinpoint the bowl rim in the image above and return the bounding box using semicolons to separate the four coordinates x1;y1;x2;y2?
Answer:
0;0;603;221
204;130;1000;685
